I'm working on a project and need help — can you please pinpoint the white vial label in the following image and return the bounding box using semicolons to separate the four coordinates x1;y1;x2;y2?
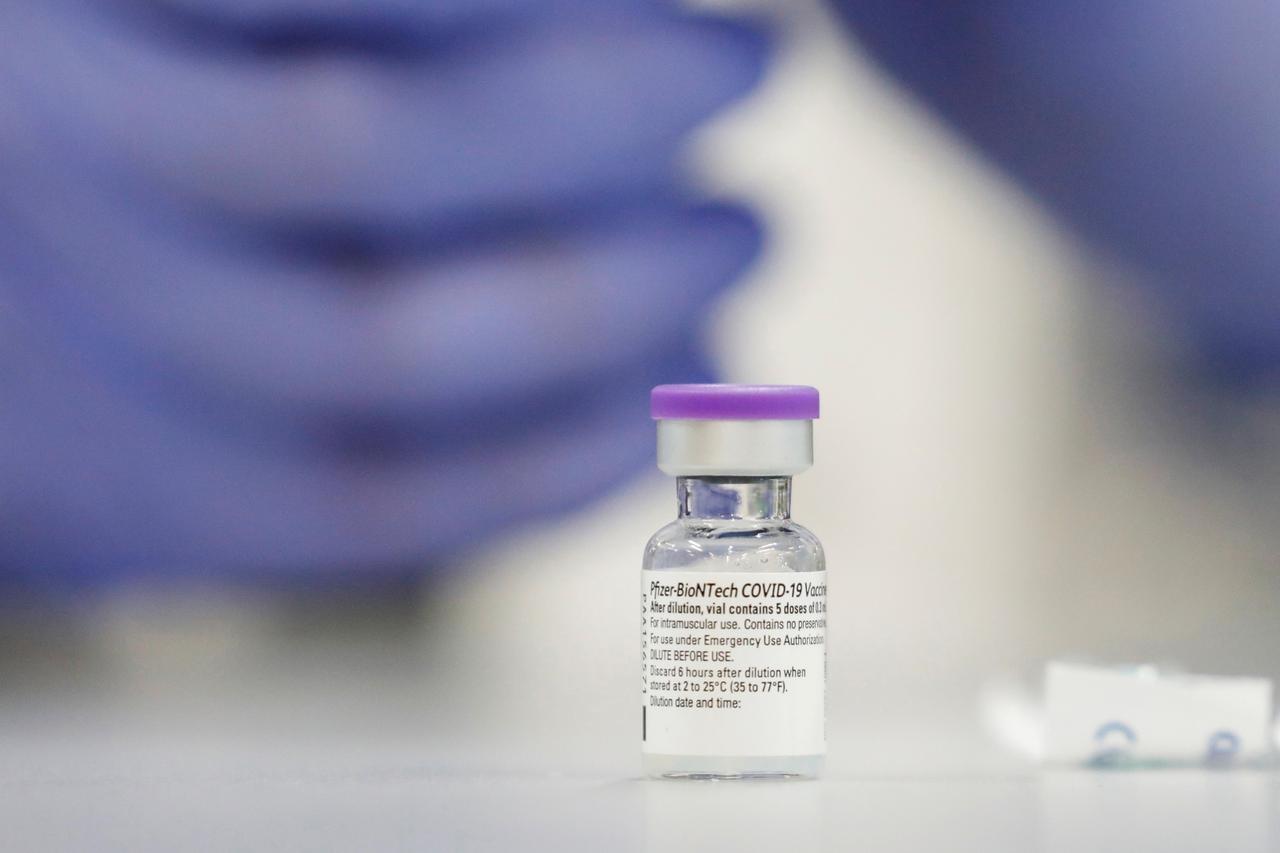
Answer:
642;570;826;756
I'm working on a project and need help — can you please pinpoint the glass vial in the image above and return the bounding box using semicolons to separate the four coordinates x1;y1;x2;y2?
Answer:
642;385;825;780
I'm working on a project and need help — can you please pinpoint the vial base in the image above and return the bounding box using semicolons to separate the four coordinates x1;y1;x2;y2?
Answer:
643;753;822;781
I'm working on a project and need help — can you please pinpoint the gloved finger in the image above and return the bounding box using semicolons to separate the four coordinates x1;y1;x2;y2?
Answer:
1;317;710;584
5;4;768;226
9;182;759;419
128;0;636;35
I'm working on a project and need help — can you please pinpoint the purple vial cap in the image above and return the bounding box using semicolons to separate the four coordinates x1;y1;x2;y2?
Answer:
651;384;820;420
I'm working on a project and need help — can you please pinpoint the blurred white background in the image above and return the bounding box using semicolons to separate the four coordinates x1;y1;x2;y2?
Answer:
3;4;1278;848
2;6;1280;850
422;0;1280;747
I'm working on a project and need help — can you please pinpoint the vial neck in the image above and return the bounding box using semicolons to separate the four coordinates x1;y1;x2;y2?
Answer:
678;477;792;521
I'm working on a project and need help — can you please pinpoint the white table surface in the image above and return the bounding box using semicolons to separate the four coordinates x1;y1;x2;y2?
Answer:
4;721;1276;852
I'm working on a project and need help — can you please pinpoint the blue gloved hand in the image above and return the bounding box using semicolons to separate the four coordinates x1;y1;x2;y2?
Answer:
0;0;766;589
834;0;1280;383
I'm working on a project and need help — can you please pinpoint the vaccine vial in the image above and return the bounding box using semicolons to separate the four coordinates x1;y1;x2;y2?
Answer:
642;384;825;780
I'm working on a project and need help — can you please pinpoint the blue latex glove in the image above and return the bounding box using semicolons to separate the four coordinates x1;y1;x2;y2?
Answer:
834;1;1280;383
0;1;766;589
